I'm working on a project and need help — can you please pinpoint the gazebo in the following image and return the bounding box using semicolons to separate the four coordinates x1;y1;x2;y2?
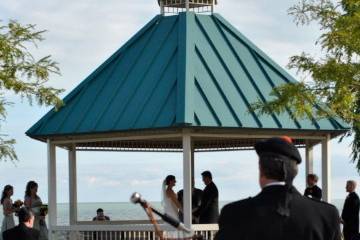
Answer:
27;0;349;239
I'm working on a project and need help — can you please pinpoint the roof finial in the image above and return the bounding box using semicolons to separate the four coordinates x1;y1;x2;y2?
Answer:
158;0;217;15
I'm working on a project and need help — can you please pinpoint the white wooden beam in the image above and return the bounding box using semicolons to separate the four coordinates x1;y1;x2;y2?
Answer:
182;134;192;229
69;144;78;225
47;139;57;239
321;134;332;203
52;133;183;144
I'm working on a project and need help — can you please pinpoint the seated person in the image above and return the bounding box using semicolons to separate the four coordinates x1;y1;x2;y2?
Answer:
92;208;110;221
3;207;40;240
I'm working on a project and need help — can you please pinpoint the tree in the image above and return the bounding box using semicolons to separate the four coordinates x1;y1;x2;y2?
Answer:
0;19;64;161
252;0;360;170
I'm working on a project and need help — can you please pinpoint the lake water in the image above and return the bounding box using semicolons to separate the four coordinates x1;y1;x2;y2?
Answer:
0;199;345;226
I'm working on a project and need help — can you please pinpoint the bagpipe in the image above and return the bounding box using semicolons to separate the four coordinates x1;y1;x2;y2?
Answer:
131;193;203;240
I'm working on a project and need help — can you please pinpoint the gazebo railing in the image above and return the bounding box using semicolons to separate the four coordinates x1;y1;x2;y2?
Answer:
50;224;218;240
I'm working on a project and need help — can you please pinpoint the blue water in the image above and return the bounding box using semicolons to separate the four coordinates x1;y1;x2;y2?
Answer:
1;200;345;226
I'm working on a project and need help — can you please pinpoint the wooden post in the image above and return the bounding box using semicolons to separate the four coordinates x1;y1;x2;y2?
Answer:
305;141;314;187
321;134;332;203
191;143;195;189
182;134;192;228
47;140;57;240
69;144;78;225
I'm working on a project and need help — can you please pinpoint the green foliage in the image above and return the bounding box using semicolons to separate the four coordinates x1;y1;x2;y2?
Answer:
252;0;360;171
0;19;64;162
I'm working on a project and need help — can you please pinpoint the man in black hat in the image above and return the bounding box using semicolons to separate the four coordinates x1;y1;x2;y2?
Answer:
215;137;341;240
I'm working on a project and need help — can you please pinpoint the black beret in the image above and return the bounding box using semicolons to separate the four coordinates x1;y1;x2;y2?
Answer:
255;137;302;164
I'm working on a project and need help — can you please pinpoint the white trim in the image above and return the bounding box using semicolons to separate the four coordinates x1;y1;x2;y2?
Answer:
321;134;332;202
51;223;219;232
190;133;328;140
52;133;183;144
69;144;78;225
182;134;192;228
51;132;329;145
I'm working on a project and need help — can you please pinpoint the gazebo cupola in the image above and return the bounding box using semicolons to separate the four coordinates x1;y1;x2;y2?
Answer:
158;0;217;15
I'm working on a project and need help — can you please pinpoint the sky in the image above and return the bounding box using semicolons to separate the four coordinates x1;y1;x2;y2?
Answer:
0;0;358;204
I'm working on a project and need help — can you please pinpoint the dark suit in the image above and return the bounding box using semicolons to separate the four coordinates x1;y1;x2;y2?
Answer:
304;185;322;200
2;223;40;240
178;188;203;223
215;185;341;240
195;181;219;223
342;192;360;240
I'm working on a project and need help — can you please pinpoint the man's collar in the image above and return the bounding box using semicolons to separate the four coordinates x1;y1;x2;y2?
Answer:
263;181;285;188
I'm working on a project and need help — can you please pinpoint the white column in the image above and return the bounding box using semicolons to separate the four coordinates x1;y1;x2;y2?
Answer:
182;134;192;228
47;139;57;239
321;134;332;203
305;142;314;187
185;0;190;11
69;144;78;225
191;144;195;189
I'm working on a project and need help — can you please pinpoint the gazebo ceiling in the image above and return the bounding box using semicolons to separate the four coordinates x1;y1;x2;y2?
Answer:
47;127;336;152
27;12;349;145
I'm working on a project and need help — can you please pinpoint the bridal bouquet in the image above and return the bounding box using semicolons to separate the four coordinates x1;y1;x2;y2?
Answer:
12;200;23;215
40;204;48;216
12;200;24;209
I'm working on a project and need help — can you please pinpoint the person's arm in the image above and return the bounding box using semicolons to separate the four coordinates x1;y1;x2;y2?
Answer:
304;188;308;197
313;187;322;200
168;190;182;210
24;197;31;208
3;199;13;215
194;187;219;216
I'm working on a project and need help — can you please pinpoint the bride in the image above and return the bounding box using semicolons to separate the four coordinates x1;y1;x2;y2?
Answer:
162;175;183;238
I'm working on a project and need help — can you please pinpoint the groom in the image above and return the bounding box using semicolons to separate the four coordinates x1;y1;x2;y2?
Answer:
194;171;219;223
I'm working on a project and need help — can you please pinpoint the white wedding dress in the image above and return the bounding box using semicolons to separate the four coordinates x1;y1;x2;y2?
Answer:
162;186;184;239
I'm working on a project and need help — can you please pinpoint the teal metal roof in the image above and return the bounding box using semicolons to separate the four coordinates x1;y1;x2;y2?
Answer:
27;12;349;138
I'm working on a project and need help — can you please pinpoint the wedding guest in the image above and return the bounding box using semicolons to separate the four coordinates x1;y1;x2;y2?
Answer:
24;181;48;240
304;174;322;200
3;207;39;240
194;171;219;224
341;180;360;240
92;208;110;221
215;137;341;240
1;185;15;237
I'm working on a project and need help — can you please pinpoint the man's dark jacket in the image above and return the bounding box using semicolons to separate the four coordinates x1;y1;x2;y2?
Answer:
195;181;219;223
2;223;40;240
342;191;360;240
215;185;341;240
304;185;322;200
